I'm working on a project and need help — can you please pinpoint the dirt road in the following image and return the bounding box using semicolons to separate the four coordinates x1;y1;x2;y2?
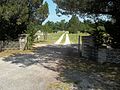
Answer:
54;33;65;45
0;44;119;90
64;33;71;45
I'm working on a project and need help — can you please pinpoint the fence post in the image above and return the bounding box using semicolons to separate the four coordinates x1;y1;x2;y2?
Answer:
78;35;81;56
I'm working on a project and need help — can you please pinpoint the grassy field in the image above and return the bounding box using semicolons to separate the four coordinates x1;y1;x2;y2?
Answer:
34;32;89;45
35;31;65;44
69;33;89;44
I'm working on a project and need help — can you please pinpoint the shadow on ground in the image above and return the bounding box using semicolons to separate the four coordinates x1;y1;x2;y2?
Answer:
57;48;120;90
2;44;120;90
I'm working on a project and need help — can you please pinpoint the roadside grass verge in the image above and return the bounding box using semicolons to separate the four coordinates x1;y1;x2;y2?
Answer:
69;34;78;44
69;33;89;44
35;31;65;44
48;82;72;90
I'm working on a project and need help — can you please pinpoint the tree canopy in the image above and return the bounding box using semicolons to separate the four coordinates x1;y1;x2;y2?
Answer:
54;0;119;17
0;0;48;40
67;15;80;33
54;0;120;48
44;20;67;32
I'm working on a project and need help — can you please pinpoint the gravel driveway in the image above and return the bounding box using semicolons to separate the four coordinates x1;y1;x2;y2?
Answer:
0;44;119;90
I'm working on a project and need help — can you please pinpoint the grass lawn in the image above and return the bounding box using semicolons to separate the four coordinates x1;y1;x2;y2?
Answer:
35;31;65;44
69;33;89;44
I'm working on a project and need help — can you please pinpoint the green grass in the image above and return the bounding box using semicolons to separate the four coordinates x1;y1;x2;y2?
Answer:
34;32;89;45
48;82;72;90
69;33;89;44
35;31;65;44
79;33;90;36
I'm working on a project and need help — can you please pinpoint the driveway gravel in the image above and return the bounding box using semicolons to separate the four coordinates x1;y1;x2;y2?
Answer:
0;44;119;90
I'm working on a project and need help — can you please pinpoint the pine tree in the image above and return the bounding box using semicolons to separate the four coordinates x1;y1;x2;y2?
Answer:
0;0;48;40
68;15;80;33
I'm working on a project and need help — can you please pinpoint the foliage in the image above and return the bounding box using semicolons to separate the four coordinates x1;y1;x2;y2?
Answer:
0;0;28;23
105;21;120;48
40;24;52;40
0;0;28;40
79;22;93;33
67;15;80;33
35;2;49;23
58;19;66;31
43;22;54;33
53;20;67;31
54;0;120;48
84;20;106;47
54;0;119;17
0;17;27;40
43;20;67;32
25;22;39;49
40;20;66;40
0;0;48;41
91;29;105;48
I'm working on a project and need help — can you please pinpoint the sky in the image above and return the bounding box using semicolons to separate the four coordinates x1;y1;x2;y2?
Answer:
42;0;110;24
43;0;72;24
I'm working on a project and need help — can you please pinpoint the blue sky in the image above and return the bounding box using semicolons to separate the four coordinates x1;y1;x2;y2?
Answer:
43;0;72;24
42;0;109;24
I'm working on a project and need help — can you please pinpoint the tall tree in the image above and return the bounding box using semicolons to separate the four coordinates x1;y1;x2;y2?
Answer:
0;0;48;40
68;15;80;33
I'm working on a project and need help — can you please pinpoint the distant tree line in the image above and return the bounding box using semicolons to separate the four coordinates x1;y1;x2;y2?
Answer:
43;15;105;34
